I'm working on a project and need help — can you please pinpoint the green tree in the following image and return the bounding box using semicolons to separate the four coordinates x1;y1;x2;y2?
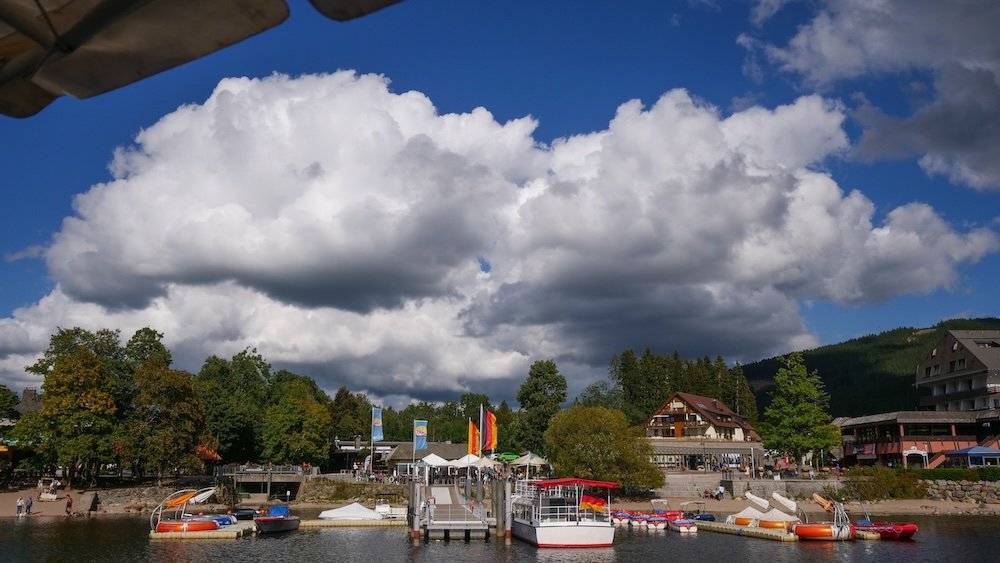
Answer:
329;386;371;443
544;405;663;493
128;360;207;484
194;349;272;462
515;359;567;454
0;385;19;420
37;348;119;486
574;380;623;410
262;377;333;465
759;353;840;465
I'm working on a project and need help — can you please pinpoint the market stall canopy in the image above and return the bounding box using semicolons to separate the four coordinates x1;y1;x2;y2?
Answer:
420;453;450;467
449;454;479;467
0;0;403;117
318;502;382;520
512;452;549;467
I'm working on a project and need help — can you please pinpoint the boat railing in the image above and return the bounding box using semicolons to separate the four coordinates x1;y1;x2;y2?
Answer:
531;502;611;524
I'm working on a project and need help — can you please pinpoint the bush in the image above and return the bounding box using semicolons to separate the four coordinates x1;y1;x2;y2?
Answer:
911;468;979;481
976;467;1000;482
840;465;927;501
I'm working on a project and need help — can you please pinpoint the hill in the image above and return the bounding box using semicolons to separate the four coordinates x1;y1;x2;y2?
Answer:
741;317;1000;417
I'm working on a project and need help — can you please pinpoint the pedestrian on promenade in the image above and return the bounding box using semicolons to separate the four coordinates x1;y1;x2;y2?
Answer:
16;497;23;517
65;494;73;516
25;495;32;515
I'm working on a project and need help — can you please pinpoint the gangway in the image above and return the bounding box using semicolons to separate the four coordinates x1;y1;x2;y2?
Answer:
413;484;489;541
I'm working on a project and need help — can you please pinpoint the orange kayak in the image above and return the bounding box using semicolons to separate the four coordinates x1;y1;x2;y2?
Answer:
155;519;220;533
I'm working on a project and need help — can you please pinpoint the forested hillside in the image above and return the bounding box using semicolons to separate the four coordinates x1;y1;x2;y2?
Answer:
742;318;1000;417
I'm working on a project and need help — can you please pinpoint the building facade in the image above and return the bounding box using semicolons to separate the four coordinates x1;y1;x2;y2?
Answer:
916;330;1000;411
834;410;1000;468
644;391;761;472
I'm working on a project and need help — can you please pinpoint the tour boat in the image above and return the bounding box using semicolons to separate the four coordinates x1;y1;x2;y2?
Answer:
668;518;698;534
510;477;618;548
853;519;918;540
255;505;301;534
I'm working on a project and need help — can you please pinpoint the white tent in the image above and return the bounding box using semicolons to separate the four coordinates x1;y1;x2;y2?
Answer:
725;506;768;525
474;456;499;468
512;452;548;467
318;502;383;520
449;454;480;467
759;508;799;523
421;453;451;467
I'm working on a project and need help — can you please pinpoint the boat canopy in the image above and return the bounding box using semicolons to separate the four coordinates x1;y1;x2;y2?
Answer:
534;477;619;489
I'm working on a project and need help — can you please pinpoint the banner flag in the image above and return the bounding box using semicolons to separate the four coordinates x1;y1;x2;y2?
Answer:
482;408;498;451
413;419;428;451
468;419;480;456
579;495;606;511
371;407;383;442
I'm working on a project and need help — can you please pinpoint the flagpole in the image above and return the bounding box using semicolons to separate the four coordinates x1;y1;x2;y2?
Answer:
370;406;375;480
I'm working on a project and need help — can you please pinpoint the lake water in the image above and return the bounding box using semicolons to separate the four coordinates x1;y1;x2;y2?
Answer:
3;514;994;562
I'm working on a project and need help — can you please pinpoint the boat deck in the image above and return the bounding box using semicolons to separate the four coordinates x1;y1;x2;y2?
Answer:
149;521;256;540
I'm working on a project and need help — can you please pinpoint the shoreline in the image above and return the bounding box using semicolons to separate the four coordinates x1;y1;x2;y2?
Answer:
3;486;998;519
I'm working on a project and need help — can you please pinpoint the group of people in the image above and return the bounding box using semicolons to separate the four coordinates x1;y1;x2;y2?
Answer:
14;492;73;517
15;496;33;517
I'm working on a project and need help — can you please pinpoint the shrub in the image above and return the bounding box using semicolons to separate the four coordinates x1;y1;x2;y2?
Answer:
840;465;927;501
911;468;979;481
977;467;1000;482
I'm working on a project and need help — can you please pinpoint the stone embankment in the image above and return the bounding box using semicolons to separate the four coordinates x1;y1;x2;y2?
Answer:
923;479;1000;504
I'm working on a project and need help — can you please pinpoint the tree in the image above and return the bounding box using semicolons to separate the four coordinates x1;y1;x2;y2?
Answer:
759;353;840;464
574;380;623;410
0;385;19;420
262;377;333;465
37;348;119;486
194;350;272;462
515;359;567;454
128;360;207;484
544;405;663;494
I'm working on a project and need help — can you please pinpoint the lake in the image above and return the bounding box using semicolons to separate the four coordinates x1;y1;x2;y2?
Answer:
2;514;993;562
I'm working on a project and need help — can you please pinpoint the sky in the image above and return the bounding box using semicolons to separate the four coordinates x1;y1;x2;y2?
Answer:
2;0;999;407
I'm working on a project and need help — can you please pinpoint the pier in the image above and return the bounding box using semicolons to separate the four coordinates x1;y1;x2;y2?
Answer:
409;483;492;542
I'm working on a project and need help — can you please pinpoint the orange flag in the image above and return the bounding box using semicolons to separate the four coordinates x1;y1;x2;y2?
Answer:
468;419;480;456
483;409;498;451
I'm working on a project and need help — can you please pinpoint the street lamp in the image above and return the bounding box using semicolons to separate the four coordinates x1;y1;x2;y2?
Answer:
700;440;706;472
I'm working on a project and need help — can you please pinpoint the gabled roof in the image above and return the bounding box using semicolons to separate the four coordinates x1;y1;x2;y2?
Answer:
949;330;1000;369
648;391;755;433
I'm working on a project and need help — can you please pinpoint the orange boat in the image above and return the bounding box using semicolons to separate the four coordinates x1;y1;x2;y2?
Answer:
155;519;220;533
793;522;854;540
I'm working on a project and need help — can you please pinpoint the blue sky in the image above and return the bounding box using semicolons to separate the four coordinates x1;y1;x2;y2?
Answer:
2;0;998;405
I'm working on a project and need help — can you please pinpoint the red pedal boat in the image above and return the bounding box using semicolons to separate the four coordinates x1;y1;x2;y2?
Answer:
854;519;918;540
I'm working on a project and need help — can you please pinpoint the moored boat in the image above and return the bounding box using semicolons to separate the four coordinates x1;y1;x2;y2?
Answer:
669;518;698;534
255;505;301;534
854;519;918;540
155;519;220;533
793;521;855;541
646;516;668;530
510;477;618;548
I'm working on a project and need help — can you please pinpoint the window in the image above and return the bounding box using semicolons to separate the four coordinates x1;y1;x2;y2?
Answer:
958;358;966;370
932;364;941;375
952;342;959;351
925;367;932;377
949;361;956;372
932;348;937;356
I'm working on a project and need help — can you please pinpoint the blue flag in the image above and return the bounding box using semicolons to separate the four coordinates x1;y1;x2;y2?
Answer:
371;407;383;442
413;419;428;451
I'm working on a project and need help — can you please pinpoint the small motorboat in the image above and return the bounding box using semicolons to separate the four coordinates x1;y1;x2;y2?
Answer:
679;501;715;522
669;518;698;534
155;519;220;533
854;520;917;540
231;508;258;520
255;505;301;534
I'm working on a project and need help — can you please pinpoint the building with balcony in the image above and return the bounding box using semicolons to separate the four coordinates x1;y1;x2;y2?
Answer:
916;330;1000;411
834;410;1000;468
644;392;761;472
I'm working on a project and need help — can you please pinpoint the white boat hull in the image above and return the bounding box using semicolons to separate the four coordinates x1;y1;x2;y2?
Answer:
512;519;616;548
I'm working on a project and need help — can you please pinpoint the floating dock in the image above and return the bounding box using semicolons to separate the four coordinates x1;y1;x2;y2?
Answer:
697;521;798;541
301;518;406;528
148;521;256;540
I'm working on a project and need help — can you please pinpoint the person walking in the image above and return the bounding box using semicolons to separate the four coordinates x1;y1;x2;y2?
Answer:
16;497;23;517
65;494;73;516
25;495;32;515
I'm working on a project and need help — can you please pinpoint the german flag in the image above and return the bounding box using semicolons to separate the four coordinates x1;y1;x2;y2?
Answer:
579;494;606;511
